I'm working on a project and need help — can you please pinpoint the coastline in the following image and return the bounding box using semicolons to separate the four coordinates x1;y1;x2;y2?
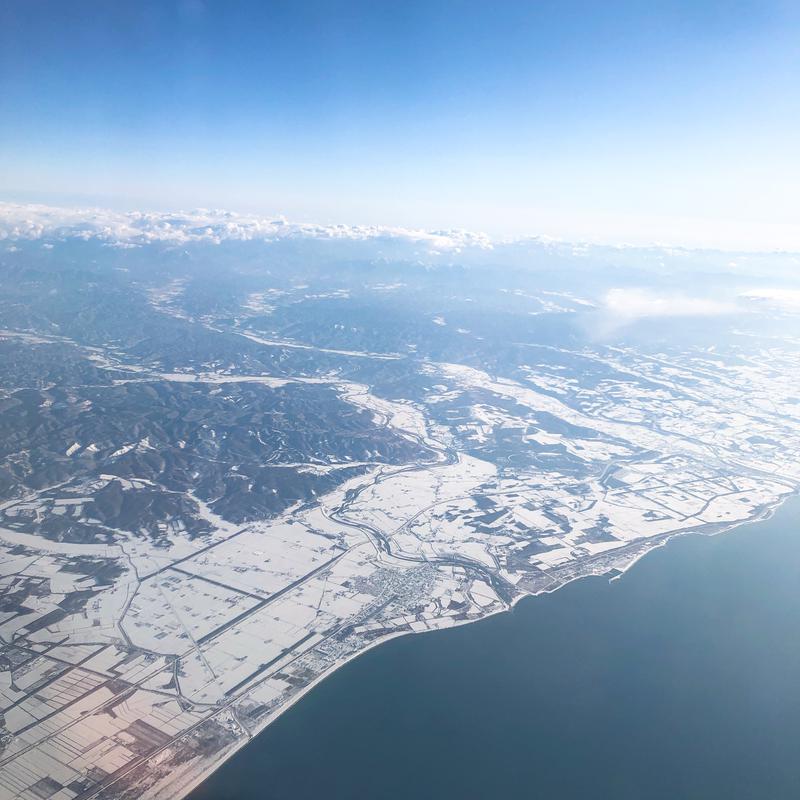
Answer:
158;490;799;800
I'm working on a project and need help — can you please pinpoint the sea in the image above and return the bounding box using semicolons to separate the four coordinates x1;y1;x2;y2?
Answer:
191;495;800;799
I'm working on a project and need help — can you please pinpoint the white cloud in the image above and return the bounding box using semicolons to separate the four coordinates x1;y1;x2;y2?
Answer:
588;288;740;337
738;288;800;313
602;288;736;322
0;201;492;251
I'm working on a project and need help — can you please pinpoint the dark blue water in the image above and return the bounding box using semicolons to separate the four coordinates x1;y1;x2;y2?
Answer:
191;497;800;800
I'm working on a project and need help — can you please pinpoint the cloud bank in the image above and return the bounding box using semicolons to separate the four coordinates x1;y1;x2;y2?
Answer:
0;202;492;252
2;202;800;290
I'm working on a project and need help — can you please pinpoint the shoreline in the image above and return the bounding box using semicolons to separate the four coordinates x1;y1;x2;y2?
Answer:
164;491;799;800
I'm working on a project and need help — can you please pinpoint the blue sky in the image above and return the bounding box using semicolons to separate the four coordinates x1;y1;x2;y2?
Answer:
1;0;798;248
